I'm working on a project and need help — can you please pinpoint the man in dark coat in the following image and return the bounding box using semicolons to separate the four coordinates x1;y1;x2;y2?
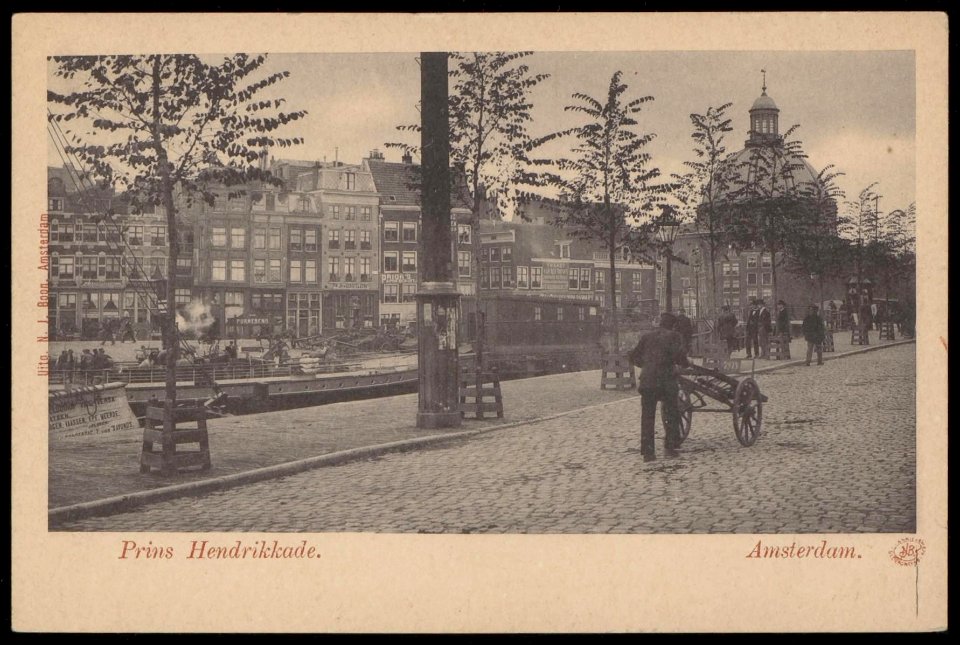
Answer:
717;305;739;353
858;299;873;343
757;299;772;358
627;312;689;462
745;300;760;358
674;308;694;355
802;305;826;366
775;299;792;359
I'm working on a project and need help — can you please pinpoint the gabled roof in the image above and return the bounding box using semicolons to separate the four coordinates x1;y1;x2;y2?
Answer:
367;160;421;206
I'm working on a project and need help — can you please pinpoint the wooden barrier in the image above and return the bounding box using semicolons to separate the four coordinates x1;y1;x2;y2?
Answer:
459;367;504;420
822;330;836;353
600;354;636;391
768;336;791;360
140;405;211;475
879;321;896;340
850;326;869;346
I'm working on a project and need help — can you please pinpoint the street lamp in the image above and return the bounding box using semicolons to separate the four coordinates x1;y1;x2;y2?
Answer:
656;205;681;314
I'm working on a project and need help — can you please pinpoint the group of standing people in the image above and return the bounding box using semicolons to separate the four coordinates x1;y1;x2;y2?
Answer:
98;318;136;345
54;347;114;372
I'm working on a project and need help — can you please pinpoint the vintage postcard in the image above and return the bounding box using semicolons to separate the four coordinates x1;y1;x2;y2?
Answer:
12;12;947;632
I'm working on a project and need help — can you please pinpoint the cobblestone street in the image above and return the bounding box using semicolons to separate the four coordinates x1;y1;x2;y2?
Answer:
59;343;916;533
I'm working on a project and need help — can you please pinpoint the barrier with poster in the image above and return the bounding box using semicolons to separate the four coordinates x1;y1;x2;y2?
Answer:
48;382;140;441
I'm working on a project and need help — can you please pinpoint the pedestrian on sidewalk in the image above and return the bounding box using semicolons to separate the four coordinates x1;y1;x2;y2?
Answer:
717;305;739;353
627;312;688;462
858;299;873;344
776;299;792;359
758;299;772;358
802;304;825;366
745;299;760;358
675;308;693;355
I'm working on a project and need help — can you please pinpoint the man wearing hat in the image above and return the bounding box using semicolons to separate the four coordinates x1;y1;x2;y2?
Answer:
745;299;760;358
757;299;772;359
802;304;826;366
775;299;792;359
627;312;689;462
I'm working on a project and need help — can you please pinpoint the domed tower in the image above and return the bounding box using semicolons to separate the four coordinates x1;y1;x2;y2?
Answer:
746;70;781;148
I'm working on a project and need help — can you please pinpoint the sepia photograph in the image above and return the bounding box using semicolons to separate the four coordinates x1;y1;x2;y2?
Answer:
13;12;947;633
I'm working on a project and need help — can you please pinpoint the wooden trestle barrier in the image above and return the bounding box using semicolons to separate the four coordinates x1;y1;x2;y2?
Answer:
768;336;791;360
600;354;636;391
460;366;504;420
822;329;836;352
140;406;211;475
850;326;869;346
878;321;896;340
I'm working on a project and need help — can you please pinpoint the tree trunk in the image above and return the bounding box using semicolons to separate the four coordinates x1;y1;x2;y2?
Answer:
151;56;179;410
607;197;619;352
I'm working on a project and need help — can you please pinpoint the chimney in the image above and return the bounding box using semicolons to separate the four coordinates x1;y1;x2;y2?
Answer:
369;148;384;160
401;151;413;165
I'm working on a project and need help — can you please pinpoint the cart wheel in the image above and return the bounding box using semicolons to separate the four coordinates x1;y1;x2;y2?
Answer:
732;378;763;446
664;387;694;444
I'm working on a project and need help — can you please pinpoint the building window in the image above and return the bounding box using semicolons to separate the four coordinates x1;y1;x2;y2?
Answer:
383;252;399;273
253;228;266;249
401;251;417;273
533;306;541;321
49;198;64;211
558;242;571;259
289;228;302;251
175;288;191;306
458;251;472;278
761;287;773;299
632;273;642;292
579;268;591;290
361;206;372;221
568;268;579;290
345;173;356;191
480;268;489;289
480;247;489;262
269;259;281;282
305;229;317;252
383;284;399;304
211;226;226;247
231;227;246;249
761;272;772;285
344;230;356;250
501;266;514;288
230;259;245;282
100;256;121;280
297;195;311;212
402;222;417;242
360;230;372;249
345;206;356;220
211;260;226;281
328;257;340;281
127;225;143;246
289;259;302;283
490;266;501;289
747;273;758;285
176;258;192;277
501;246;513;263
54;255;74;279
516;265;529;288
615;271;622;291
305;259;317;283
457;224;472;245
80;256;98;280
579;307;586;321
723;262;740;276
269;228;281;250
747;255;758;269
328;229;340;249
82;223;98;243
328;205;339;220
360;257;371;282
595;270;605;289
557;307;564;321
384;221;399;242
254;259;266;283
344;257;356;281
530;267;543;289
761;254;772;268
401;283;417;302
489;247;501;263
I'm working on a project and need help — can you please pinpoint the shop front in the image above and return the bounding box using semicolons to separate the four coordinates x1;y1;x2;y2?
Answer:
322;284;378;331
286;291;322;338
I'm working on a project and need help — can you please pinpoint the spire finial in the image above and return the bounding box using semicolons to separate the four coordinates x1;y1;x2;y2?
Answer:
761;69;767;94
